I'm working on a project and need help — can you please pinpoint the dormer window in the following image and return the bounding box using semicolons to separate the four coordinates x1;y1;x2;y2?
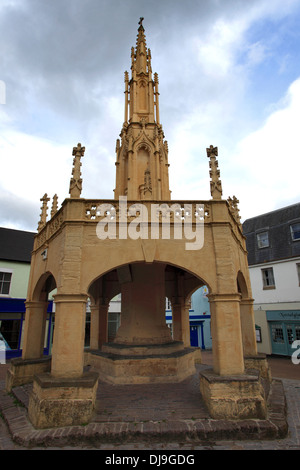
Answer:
257;231;269;248
290;223;300;241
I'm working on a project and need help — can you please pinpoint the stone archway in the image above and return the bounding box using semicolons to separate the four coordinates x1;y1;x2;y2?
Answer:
84;261;208;384
23;272;57;360
6;272;56;392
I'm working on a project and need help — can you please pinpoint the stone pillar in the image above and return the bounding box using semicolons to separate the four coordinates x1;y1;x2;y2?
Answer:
89;301;100;350
209;293;244;376
22;301;48;360
114;263;171;345
90;299;109;349
172;299;190;347
51;294;88;378
6;300;50;391
240;297;257;357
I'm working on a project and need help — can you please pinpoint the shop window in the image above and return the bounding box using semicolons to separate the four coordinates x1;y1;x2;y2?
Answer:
271;324;284;343
262;267;275;289
0;271;12;295
0;316;22;350
290;223;300;241
257;231;269;248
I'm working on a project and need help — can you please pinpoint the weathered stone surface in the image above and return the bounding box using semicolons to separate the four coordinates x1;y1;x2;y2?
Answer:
199;369;267;420
28;372;99;429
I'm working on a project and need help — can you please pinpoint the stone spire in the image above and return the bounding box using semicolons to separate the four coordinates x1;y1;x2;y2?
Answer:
135;17;148;75
114;19;171;201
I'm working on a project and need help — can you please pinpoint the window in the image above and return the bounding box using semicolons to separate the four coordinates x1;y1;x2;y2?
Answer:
257;231;269;248
262;267;275;289
0;315;22;350
271;324;284;343
290;223;300;241
297;264;300;286
255;325;262;343
0;272;12;295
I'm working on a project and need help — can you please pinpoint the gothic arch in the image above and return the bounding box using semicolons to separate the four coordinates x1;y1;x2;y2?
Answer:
32;271;57;302
86;260;211;350
237;270;249;299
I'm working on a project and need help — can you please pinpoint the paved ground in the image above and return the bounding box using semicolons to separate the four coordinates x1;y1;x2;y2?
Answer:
0;351;299;451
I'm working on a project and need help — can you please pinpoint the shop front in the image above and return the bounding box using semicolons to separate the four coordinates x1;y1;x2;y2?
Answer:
267;310;300;356
0;298;53;359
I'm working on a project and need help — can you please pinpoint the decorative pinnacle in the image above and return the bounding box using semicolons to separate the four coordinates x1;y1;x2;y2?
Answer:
38;193;50;231
51;194;58;218
69;142;85;198
206;145;222;200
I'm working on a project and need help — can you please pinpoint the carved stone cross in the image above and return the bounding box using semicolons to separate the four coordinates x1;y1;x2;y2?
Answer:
38;193;50;231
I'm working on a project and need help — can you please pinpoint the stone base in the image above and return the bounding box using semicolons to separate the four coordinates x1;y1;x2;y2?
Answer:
244;354;272;382
193;347;202;364
6;357;51;392
199;368;267;420
28;371;99;429
85;341;196;384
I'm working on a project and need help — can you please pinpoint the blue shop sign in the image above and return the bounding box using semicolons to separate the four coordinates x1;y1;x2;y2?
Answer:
266;310;300;322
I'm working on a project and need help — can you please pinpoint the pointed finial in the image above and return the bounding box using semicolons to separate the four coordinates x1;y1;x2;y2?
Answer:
139;17;144;27
38;193;50;231
69;143;85;198
228;196;241;226
206;145;222;200
51;194;58;218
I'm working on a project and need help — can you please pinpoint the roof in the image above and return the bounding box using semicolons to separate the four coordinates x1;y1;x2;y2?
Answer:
0;227;35;263
242;203;300;265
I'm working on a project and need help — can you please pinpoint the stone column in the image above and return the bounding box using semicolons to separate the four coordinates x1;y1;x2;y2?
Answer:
51;294;88;378
90;301;100;350
22;301;48;360
90;299;109;349
240;298;257;356
208;293;244;375
172;299;190;347
114;263;171;345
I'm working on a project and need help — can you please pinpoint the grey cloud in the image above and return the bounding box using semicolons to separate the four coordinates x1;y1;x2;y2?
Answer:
0;189;39;232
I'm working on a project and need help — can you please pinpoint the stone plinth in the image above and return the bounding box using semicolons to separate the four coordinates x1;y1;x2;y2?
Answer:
28;371;99;428
6;357;51;392
199;369;267;420
85;341;196;384
244;354;272;381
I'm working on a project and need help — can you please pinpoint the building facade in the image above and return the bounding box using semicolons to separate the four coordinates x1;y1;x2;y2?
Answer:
0;228;55;359
166;286;212;350
243;203;300;356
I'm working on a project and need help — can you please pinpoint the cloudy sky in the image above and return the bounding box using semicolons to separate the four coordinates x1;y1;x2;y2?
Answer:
1;0;300;232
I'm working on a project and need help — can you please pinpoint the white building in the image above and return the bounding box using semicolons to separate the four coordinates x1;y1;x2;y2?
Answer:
243;203;300;356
